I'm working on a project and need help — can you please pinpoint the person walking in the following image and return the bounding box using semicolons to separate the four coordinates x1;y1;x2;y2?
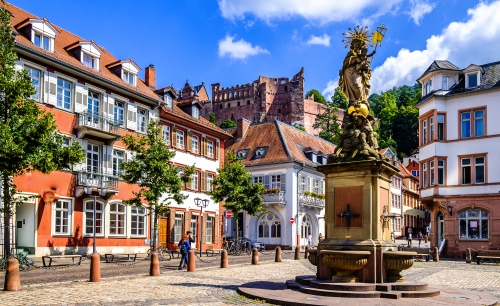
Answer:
417;231;423;246
307;233;312;247
178;234;190;270
186;231;195;247
318;233;323;243
407;232;413;247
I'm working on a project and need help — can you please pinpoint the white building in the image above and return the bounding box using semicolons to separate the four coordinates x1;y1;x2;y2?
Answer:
416;60;500;257
225;119;336;248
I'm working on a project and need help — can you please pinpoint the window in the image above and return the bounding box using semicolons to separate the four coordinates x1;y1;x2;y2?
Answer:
422;163;427;188
109;203;126;235
459;210;488;239
177;130;185;149
192;107;199;119
270;175;281;189
206;216;214;244
461;112;471;138
34;32;51;51
467;73;478;88
87;143;100;173
57;79;71;110
207;174;214;192
192;135;199;153
411;170;419;177
164;94;173;108
123;70;135;85
258;212;281;238
475;157;485;184
190;215;198;243
461;158;471;184
437;160;444;185
253;176;263;184
53;199;72;235
112;150;124;176
429;117;434;141
82;53;96;69
474;110;484;137
26;67;41;101
174;213;183;242
114;101;125;126
127;206;145;237
192;171;199;190
207;140;214;158
442;76;448;90
85;201;104;236
437;115;445;140
137;109;147;133
424;80;432;95
429;161;434;186
163;126;171;145
299;176;306;193
422;120;427;144
312;179;319;194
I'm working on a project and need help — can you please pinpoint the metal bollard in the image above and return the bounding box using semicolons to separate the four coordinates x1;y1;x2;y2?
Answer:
251;248;259;265
90;253;101;282
275;246;282;262
465;247;471;264
294;246;301;260
433;247;439;262
304;246;309;259
221;250;228;268
4;258;21;291
187;249;196;272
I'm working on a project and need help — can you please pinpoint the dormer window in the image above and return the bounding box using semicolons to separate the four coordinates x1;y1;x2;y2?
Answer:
164;94;173;108
16;18;59;52
34;32;51;51
424;80;432;95
467;73;478;88
123;70;136;85
192;107;199;119
106;59;141;86
82;53;96;69
65;41;102;70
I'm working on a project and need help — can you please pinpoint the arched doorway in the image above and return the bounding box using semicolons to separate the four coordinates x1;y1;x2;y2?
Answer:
257;212;281;245
301;214;313;246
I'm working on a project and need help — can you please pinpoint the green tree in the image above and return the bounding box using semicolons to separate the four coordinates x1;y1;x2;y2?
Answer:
295;125;306;132
0;3;85;257
305;89;327;105
120;120;194;274
392;105;419;156
376;91;398;143
313;103;342;144
209;112;218;126
331;86;348;109
219;119;237;129
208;151;266;242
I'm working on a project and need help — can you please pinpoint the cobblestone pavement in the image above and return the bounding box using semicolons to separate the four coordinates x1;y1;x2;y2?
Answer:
1;256;499;305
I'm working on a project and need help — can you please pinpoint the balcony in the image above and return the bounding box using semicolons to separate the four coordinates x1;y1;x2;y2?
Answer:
76;112;121;144
74;170;119;198
260;191;286;207
299;193;325;209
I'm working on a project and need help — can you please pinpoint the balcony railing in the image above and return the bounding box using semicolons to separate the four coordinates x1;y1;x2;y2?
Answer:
76;111;121;139
76;170;119;190
299;193;325;208
260;191;286;205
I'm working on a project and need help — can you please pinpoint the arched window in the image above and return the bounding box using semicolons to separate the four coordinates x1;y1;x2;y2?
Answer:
459;209;488;239
84;200;104;236
301;214;312;238
258;212;281;238
109;203;126;235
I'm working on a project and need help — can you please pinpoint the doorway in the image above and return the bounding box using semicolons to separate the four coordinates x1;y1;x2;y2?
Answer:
16;203;36;254
437;212;444;241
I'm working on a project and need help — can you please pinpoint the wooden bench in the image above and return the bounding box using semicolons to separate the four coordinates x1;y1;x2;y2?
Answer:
404;247;431;262
104;248;140;263
205;245;223;256
163;248;181;259
476;250;500;265
42;255;82;267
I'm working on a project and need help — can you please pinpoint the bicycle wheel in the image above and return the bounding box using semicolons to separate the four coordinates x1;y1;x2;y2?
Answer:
160;249;170;260
234;244;242;256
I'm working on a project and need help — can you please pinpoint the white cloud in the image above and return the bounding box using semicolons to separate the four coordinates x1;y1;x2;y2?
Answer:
307;34;331;47
218;35;269;60
370;1;500;93
322;79;339;101
408;0;435;25
218;0;402;25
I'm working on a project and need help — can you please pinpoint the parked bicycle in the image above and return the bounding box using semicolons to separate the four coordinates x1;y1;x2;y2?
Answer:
0;253;38;271
147;244;171;260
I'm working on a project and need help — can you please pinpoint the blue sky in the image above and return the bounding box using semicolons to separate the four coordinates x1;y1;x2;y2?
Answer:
11;0;500;100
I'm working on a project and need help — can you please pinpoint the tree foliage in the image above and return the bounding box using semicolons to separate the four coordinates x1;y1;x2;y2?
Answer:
331;86;348;109
219;119;237;129
313;103;342;144
0;3;85;257
209;112;218;126
305;89;327;105
208;151;266;240
120;120;194;254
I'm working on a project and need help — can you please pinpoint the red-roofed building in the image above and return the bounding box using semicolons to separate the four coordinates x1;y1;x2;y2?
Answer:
395;162;424;239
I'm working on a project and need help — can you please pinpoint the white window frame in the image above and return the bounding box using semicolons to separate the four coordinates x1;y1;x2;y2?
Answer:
437;160;444;185
458;209;488;240
163;126;171;145
83;200;105;237
137;108;147;133
207;140;214;158
299;176;306;193
206;216;214;244
164;94;173;108
192;171;199;191
475;156;485;184
207;173;214;192
26;66;41;101
122;69;136;86
52;198;73;236
131;206;147;237
109;202;127;236
82;52;97;69
191;135;199;154
429;161;434;186
466;72;479;88
422;163;427;188
461;158;471;185
253;176;263;184
270;175;281;189
192;107;199;119
56;78;72;110
114;101;125;127
174;212;183;242
33;31;52;51
177;130;185;149
190;214;198;243
112;149;125;177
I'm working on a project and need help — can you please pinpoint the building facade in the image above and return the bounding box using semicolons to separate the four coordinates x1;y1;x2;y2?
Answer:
3;3;229;256
396;162;424;237
225;119;336;248
416;60;500;257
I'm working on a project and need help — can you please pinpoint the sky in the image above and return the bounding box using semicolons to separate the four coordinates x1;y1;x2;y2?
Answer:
11;0;500;100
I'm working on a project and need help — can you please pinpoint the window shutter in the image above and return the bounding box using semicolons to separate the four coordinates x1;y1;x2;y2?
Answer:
14;60;24;71
72;138;87;172
214;214;220;244
126;151;136;162
126;102;137;130
305;177;310;192
44;72;57;106
201;171;207;192
319;180;324;194
202;213;208;245
201;137;206;156
107;95;115;120
74;83;88;113
264;175;270;189
215;140;220;160
148;108;157;122
184;211;190;238
186;172;192;190
187;131;192;152
169;211;176;244
171;126;177;147
103;145;113;175
280;174;286;191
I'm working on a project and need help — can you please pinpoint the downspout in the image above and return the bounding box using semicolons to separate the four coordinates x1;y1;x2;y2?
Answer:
296;162;305;248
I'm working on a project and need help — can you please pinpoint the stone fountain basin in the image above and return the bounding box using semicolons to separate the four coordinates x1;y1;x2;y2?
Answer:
383;251;417;283
305;248;317;266
383;251;417;258
321;250;371;283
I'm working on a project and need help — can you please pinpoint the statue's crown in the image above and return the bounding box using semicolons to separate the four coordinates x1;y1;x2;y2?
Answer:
342;25;371;48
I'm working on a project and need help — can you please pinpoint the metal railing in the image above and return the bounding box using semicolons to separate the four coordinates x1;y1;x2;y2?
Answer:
299;193;325;208
77;111;121;135
260;191;286;204
76;170;119;190
0;223;16;259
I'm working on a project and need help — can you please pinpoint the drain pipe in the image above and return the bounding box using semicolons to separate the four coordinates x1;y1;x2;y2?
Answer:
296;162;305;248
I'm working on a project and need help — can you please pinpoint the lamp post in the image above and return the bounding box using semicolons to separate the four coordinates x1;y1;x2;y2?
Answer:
83;183;107;282
194;197;209;257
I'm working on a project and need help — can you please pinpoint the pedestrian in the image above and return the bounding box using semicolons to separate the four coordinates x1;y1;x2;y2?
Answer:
318;233;323;243
178;234;190;270
186;231;195;247
417;231;423;246
407;232;412;247
307;233;312;247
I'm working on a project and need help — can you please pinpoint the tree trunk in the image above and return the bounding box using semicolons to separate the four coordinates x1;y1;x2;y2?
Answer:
152;206;157;252
2;174;12;258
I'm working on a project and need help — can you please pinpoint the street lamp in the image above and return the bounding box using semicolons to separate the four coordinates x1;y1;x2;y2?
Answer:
84;183;107;283
194;197;209;257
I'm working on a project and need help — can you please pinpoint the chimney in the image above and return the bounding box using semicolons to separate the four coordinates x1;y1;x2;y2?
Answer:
237;118;251;139
145;64;156;89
